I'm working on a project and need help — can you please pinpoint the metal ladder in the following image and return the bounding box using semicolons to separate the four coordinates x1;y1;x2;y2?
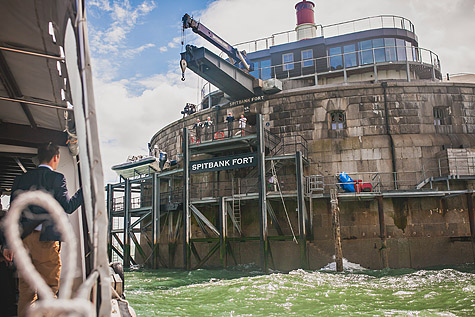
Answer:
231;178;242;234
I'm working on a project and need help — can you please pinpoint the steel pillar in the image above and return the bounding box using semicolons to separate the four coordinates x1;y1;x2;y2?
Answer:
183;127;191;270
296;151;308;269
123;178;131;267
257;113;268;271
219;197;227;268
152;174;161;269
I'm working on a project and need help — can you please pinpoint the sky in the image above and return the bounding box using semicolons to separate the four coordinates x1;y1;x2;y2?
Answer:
85;0;475;184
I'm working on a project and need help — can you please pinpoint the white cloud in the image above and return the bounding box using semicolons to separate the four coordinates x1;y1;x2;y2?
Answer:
89;0;156;55
124;43;155;58
93;71;199;183
159;46;168;52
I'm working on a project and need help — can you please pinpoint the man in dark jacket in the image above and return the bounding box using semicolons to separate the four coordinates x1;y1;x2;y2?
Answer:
8;143;83;316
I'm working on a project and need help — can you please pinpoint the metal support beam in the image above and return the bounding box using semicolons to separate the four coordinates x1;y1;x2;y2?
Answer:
296;150;308;269
152;174;160;269
267;201;284;236
309;195;314;240
106;184;113;261
183;127;191;270
123;179;131;267
219;197;227;268
190;204;219;236
377;196;389;268
257;113;268;272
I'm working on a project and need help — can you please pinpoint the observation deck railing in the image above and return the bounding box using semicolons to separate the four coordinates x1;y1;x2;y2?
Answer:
234;15;415;54
188;121;257;144
307;156;475;195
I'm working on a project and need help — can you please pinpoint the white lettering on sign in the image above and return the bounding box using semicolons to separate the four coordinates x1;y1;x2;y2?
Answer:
191;154;256;173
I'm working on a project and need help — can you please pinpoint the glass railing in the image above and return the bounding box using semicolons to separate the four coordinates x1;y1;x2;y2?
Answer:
235;15;415;54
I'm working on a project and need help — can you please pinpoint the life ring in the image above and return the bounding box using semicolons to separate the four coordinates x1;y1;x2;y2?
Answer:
214;131;225;140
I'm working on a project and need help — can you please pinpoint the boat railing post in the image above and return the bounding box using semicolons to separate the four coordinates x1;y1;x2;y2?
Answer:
296;150;308;269
219;197;227;268
257;113;268;272
106;184;113;261
123;178;131;267
183;127;191;270
152;173;160;269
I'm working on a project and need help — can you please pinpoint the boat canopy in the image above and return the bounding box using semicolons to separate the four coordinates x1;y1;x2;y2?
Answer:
0;0;75;193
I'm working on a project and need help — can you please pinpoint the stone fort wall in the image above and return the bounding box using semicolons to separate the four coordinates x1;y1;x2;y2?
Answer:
148;81;475;269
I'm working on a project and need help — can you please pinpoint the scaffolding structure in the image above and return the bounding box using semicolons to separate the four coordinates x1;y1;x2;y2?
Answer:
107;114;475;270
107;114;313;271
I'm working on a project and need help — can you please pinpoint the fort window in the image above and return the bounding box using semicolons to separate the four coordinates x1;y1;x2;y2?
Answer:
329;46;343;70
433;107;449;126
343;44;357;67
330;111;346;130
301;49;313;67
358;40;373;65
282;53;294;71
251;59;272;80
384;38;397;61
250;62;259;78
261;60;271;79
396;38;407;61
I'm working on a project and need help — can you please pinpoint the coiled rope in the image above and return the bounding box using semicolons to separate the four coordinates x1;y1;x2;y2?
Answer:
3;191;95;316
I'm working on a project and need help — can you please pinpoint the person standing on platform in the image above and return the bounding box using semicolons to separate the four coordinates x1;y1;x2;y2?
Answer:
8;142;83;317
194;119;202;144
226;112;235;138
204;117;213;141
239;114;247;136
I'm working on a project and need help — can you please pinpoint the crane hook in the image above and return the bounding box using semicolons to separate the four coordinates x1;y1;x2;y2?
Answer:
180;58;187;81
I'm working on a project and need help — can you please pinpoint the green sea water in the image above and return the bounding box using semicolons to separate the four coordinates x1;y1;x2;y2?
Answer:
125;263;475;316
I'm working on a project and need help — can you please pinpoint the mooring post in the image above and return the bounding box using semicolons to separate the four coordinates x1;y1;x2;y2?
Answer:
330;189;343;272
183;127;191;270
219;197;227;268
152;173;161;269
257;113;268;272
123;178;131;267
106;184;113;261
296;150;308;269
377;195;389;268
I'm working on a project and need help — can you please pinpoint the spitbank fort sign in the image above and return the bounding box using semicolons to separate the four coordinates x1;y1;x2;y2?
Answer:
190;153;257;174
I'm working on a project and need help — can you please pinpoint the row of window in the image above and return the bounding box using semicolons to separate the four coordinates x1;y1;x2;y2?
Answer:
329;38;417;71
249;37;421;79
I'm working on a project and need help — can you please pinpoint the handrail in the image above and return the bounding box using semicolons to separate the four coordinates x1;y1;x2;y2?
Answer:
234;15;415;54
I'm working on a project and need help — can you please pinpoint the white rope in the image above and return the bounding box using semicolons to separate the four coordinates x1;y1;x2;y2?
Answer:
271;161;298;244
1;191;102;316
4;191;77;300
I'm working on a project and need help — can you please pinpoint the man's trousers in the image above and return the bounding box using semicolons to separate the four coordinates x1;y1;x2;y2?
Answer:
17;231;61;317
